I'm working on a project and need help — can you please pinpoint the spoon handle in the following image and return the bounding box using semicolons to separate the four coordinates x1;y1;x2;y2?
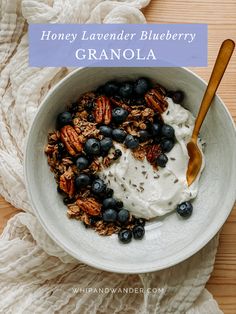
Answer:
192;39;235;140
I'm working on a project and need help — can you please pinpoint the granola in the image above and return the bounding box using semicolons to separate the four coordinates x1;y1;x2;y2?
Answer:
45;78;186;243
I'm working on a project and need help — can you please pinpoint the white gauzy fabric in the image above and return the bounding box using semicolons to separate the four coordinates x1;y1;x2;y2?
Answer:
0;0;223;313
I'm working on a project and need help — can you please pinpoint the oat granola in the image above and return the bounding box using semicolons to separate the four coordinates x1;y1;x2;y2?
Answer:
45;78;183;243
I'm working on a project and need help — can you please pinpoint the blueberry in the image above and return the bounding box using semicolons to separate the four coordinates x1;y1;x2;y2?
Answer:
139;130;151;142
87;114;95;122
103;198;117;209
99;125;113;137
172;90;184;104
119;82;133;98
102;208;117;222
161;138;175;153
124;134;139;149
161;124;175;139
89;216;99;225
91;178;106;195
90;215;102;225
112;129;127;143
84;138;101;155
156;153;168;167
152;123;162;136
132;225;145;240
134;218;146;227
134;78;150;95
118;229;132;244
58;142;65;153
100;137;113;152
57;112;72;129
75;174;91;189
76;156;89;170
113;149;122;160
112;107;129;124
117;209;130;224
103;81;119;96
176;201;193;217
105;188;114;198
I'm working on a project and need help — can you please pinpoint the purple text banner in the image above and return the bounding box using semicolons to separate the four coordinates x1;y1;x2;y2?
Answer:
29;24;208;67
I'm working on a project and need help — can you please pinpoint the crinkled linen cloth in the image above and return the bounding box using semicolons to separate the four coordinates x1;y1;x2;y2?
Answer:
0;1;223;313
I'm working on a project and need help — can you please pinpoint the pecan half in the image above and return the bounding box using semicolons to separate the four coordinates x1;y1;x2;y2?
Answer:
145;87;168;114
154;83;167;97
60;125;83;156
59;174;75;197
146;144;162;165
94;96;112;125
76;197;101;216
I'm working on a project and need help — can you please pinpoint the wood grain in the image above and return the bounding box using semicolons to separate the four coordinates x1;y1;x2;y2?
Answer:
143;1;236;312
0;0;236;312
0;199;21;233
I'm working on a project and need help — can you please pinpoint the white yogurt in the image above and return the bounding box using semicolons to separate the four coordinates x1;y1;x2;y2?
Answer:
100;98;205;219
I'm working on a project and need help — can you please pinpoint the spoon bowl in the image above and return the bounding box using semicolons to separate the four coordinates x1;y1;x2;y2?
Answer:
186;140;202;186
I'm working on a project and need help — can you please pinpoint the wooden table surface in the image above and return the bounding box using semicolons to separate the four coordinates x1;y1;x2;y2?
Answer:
0;0;236;312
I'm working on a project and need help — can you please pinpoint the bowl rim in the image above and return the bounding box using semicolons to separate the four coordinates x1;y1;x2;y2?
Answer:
24;67;236;274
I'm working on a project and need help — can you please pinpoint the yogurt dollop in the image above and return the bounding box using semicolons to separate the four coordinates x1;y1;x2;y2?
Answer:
100;98;205;219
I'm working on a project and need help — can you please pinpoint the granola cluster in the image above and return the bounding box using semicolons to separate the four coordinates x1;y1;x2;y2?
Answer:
45;79;170;241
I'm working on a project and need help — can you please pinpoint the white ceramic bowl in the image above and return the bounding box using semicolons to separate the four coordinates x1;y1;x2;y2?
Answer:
25;67;236;273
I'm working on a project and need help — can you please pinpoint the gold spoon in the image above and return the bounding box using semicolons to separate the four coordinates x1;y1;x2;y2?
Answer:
186;39;235;186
